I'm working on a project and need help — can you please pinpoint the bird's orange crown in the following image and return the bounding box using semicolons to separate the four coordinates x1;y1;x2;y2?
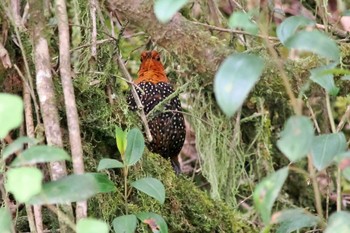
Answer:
135;50;169;84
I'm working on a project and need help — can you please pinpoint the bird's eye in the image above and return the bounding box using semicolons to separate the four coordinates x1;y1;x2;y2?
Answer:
156;56;160;61
140;57;143;62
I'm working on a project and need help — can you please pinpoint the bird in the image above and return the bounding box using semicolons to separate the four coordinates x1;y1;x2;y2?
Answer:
127;50;186;174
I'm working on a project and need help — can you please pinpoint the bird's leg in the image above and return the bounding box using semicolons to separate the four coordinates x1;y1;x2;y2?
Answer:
170;156;181;175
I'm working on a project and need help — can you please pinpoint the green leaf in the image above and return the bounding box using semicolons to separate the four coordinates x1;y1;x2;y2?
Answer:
137;212;168;233
154;0;188;23
284;30;340;61
97;158;124;171
253;167;289;225
28;173;116;205
10;145;70;167
115;126;127;155
131;178;165;204
325;211;350;233
310;63;339;96
311;133;347;171
277;116;314;162
228;11;258;34
214;54;264;117
272;208;320;233
76;218;109;233
2;136;39;160
276;16;315;44
0;208;13;233
112;215;138;233
5;167;43;203
125;128;145;166
0;94;23;139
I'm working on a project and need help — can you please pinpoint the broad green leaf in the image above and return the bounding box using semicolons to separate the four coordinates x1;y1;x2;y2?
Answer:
325;211;350;233
77;218;109;233
131;178;165;204
2;136;39;160
311;133;347;171
228;11;258;34
154;0;188;23
214;54;264;117
5;167;43;203
125;128;145;166
310;63;339;96
253;167;289;224
97;158;124;171
277;116;314;162
272;208;320;233
10;145;70;167
137;212;168;233
112;215;138;233
284;30;340;61
276;16;315;44
115;126;127;155
0;208;13;233
28;173;116;204
0;94;23;139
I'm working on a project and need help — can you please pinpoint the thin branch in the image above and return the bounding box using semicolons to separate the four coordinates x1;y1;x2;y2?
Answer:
14;64;41;122
115;54;153;142
325;93;342;212
56;0;86;219
306;100;321;134
316;23;349;39
336;105;350;132
46;205;76;231
146;82;191;120
308;155;324;217
191;21;279;41
28;0;75;229
89;0;97;59
326;94;336;133
260;23;301;115
24;78;42;233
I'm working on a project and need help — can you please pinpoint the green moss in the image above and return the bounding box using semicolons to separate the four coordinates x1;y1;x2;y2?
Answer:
88;153;257;232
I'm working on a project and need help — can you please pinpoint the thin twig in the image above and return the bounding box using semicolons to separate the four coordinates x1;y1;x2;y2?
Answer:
56;0;86;219
336;105;350;132
24;78;42;233
46;205;76;231
14;64;41;122
325;93;341;212
191;21;279;41
146;82;191;120
115;55;153;142
260;23;301;115
306;100;321;134
308;155;324;217
89;0;97;59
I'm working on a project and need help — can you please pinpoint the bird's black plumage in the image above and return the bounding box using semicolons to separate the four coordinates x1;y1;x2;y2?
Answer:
127;81;185;173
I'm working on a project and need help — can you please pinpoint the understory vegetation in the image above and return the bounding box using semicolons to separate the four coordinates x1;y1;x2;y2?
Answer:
1;0;350;232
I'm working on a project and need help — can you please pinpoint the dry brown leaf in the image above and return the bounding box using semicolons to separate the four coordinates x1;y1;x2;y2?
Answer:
144;218;160;232
0;43;12;69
